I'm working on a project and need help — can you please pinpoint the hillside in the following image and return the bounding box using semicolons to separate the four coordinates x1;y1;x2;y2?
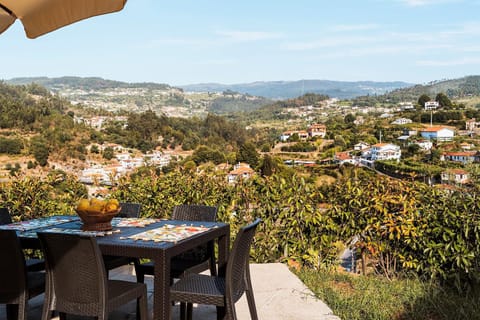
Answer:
179;79;413;100
7;76;480;116
5;76;270;117
383;75;480;102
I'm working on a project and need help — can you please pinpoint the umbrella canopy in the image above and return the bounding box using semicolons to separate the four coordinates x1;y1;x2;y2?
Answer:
0;0;127;39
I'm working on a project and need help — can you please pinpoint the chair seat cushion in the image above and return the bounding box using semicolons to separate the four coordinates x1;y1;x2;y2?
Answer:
137;256;209;279
106;280;147;310
170;273;225;306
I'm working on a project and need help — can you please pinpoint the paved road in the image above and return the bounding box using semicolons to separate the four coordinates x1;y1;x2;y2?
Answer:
1;263;340;320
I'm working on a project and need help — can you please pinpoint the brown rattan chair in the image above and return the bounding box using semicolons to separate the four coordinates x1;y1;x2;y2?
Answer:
0;229;45;320
170;218;261;320
0;207;45;272
134;204;218;283
103;202;142;274
38;232;148;320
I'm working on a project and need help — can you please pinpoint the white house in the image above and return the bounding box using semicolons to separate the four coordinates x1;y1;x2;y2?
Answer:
414;140;433;151
228;163;255;183
441;169;469;185
391;118;413;125
307;123;327;138
334;152;356;165
424;101;439;110
366;143;401;161
441;151;476;164
420;126;455;141
354;142;370;151
399;102;415;111
144;151;171;167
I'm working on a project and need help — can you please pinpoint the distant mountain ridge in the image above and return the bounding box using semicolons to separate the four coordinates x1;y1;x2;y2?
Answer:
7;76;172;91
179;79;414;99
5;76;413;100
8;76;480;101
384;75;480;100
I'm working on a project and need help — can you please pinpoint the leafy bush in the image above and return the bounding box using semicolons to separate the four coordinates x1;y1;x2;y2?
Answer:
281;142;317;152
0;173;87;220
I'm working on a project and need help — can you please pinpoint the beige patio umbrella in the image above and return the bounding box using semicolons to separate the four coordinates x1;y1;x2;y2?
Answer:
0;0;127;39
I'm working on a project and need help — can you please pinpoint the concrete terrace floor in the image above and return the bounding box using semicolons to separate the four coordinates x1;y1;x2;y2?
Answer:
1;263;340;320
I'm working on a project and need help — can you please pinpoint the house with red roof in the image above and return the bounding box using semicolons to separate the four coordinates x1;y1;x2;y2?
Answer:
441;168;470;185
228;163;256;183
420;126;455;141
334;152;356;165
441;151;476;164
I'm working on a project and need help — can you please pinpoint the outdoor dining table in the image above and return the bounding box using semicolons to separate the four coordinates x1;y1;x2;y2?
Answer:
2;215;230;320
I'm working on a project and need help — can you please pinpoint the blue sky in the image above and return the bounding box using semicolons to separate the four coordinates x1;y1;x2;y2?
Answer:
1;0;479;85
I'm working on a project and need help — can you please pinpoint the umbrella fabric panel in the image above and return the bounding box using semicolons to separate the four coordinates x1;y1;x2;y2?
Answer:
0;0;127;38
0;5;15;34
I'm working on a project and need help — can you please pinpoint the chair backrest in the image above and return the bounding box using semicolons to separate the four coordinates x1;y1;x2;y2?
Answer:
0;229;27;301
172;204;217;222
226;218;261;303
0;207;13;225
172;205;218;263
38;232;108;316
118;202;141;218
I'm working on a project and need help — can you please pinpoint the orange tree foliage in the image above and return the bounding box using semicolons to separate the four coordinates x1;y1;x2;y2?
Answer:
2;166;480;289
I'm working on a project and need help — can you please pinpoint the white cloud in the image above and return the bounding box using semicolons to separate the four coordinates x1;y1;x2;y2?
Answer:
330;24;380;32
215;30;282;42
399;0;461;6
416;57;480;66
284;35;378;51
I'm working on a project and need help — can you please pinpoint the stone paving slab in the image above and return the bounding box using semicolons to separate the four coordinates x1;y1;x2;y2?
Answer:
1;263;339;320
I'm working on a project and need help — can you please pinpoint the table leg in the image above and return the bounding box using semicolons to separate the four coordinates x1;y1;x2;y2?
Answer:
216;226;230;319
217;225;230;277
153;252;170;320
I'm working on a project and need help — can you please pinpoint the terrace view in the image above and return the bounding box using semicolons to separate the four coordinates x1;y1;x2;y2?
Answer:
2;1;480;320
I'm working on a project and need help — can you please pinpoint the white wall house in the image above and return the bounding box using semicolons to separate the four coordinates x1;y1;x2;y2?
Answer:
441;151;476;164
391;118;413;125
367;143;401;161
334;152;356;165
307;123;327;138
228;163;255;183
354;142;370;151
420;126;455;141
424;101;439;110
441;169;469;185
414;140;433;151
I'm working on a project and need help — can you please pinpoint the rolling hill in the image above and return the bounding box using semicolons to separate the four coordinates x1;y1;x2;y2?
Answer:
179;79;413;100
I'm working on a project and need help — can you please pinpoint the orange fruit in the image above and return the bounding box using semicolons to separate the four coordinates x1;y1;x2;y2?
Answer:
77;199;90;212
105;202;119;213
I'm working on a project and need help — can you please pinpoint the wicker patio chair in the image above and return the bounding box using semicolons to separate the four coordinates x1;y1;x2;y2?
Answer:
0;207;45;272
134;204;218;283
103;202;142;274
37;232;148;320
0;229;45;320
170;218;261;320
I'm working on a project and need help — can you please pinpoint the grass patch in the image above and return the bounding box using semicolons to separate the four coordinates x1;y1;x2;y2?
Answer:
296;269;480;320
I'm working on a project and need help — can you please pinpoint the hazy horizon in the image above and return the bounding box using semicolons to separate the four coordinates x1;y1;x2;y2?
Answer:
1;1;479;86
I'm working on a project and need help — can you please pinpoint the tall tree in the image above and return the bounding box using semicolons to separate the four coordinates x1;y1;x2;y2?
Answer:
30;137;49;166
418;94;431;108
237;142;259;167
435;92;452;108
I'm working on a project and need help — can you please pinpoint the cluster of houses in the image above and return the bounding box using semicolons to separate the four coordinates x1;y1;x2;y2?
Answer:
79;142;258;186
279;123;327;142
74;116;128;130
332;122;479;186
79;144;171;186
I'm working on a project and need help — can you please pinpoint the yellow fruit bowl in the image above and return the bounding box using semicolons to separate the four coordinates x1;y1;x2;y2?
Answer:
75;208;121;231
